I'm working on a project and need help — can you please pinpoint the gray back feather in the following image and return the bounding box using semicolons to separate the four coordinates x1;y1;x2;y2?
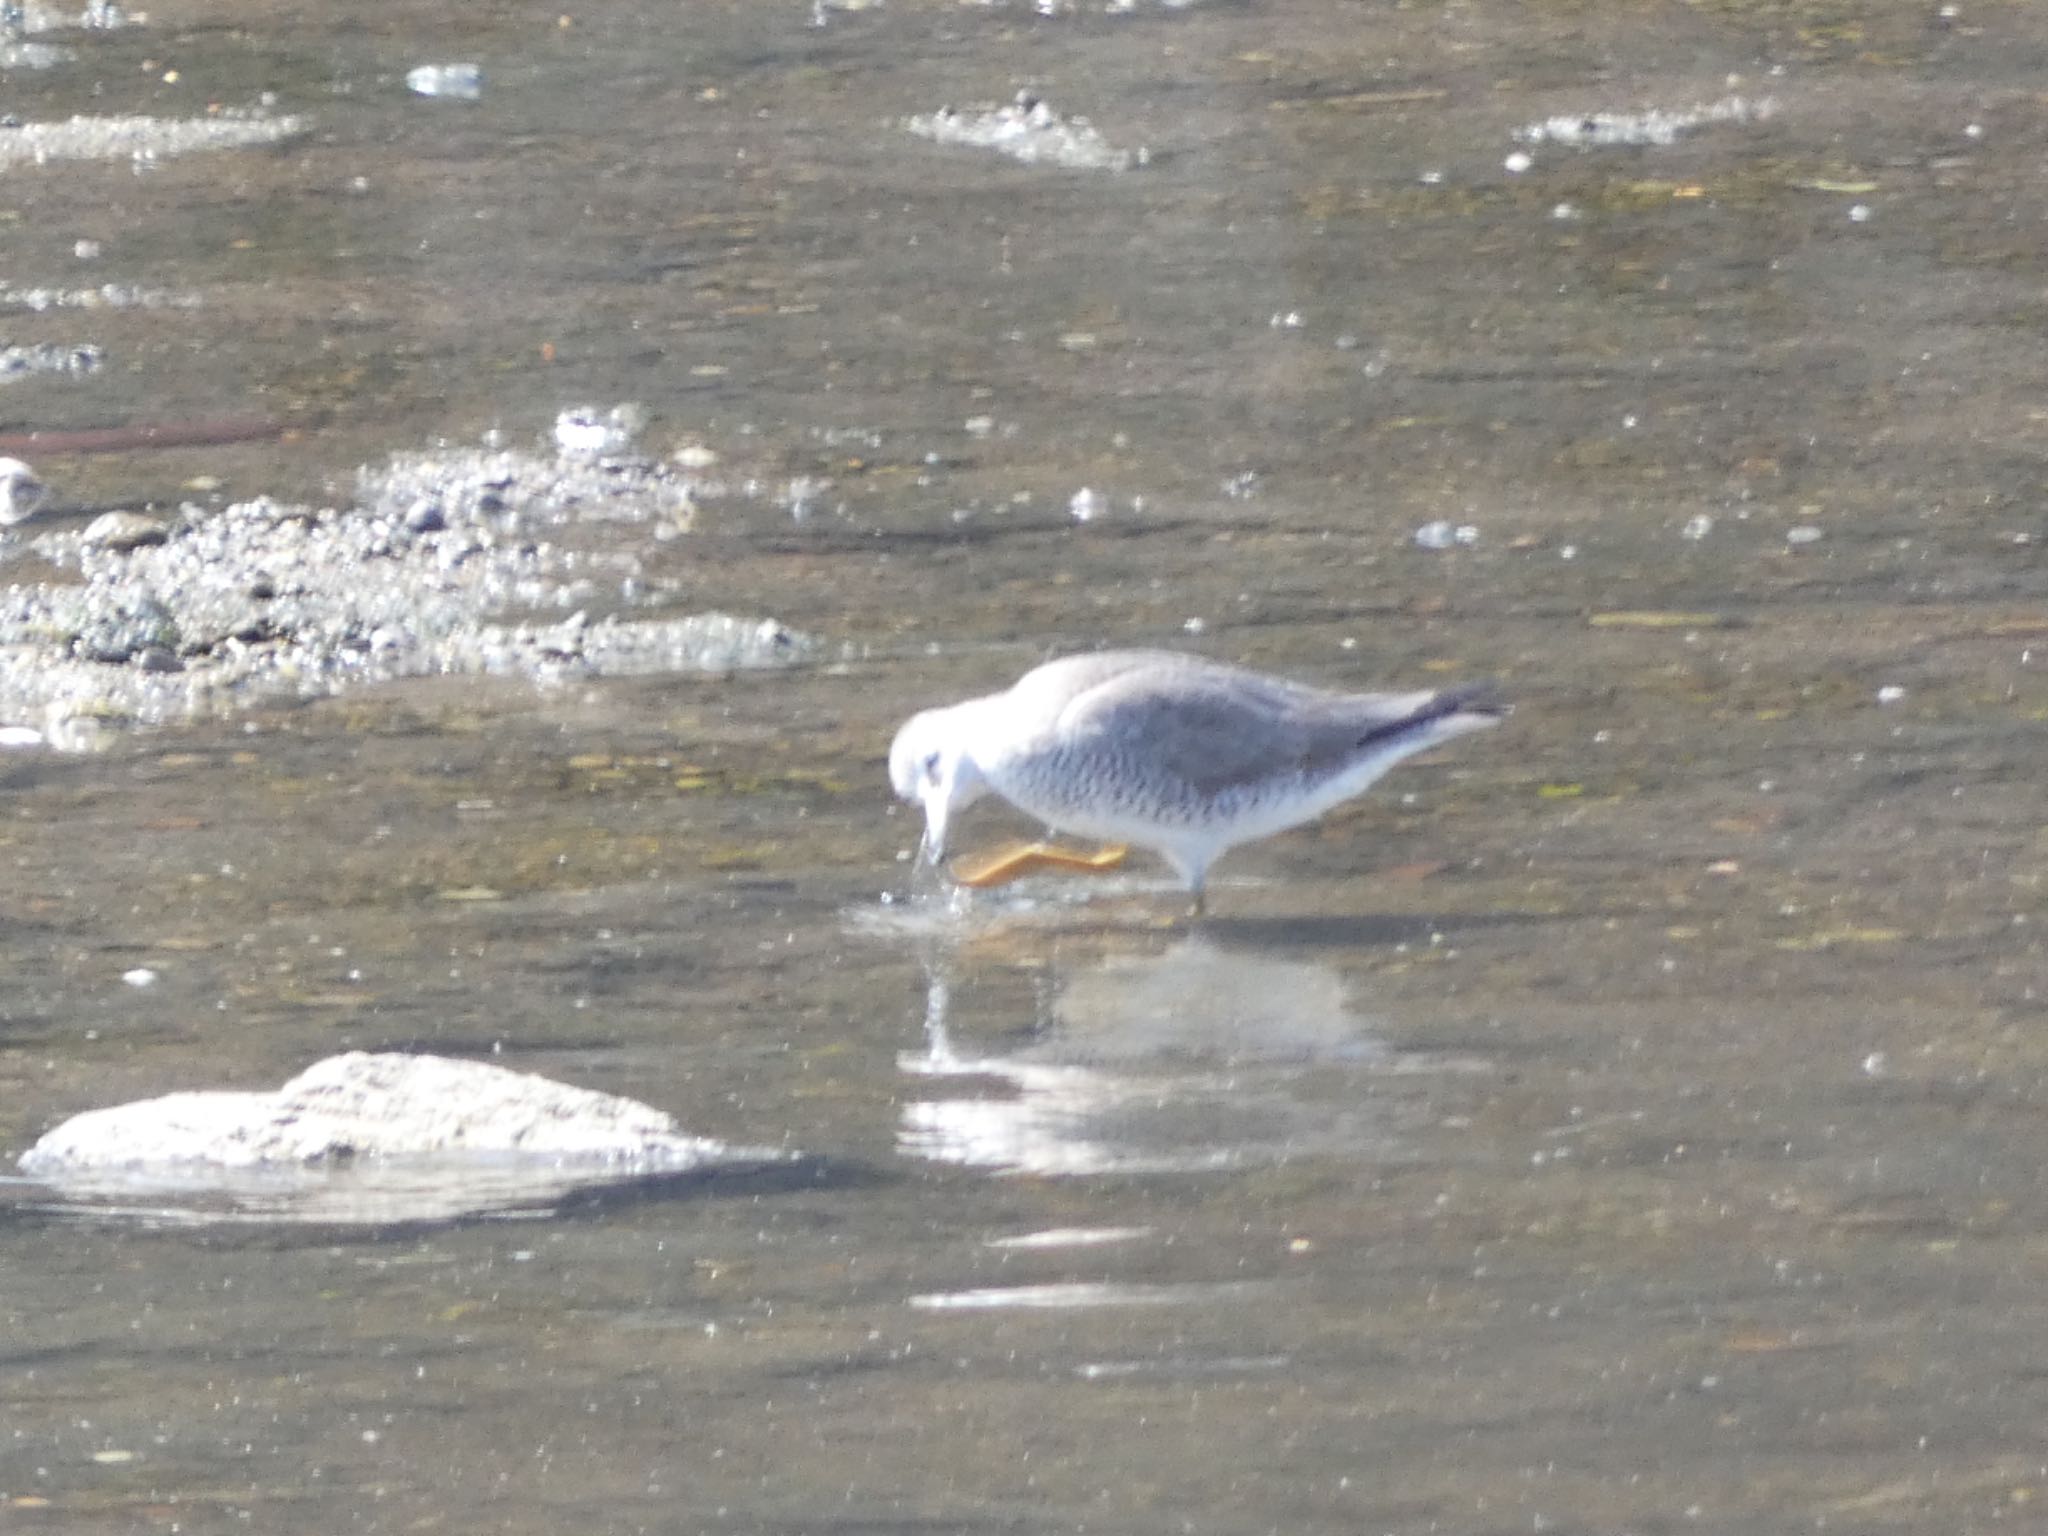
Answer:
1043;653;1459;798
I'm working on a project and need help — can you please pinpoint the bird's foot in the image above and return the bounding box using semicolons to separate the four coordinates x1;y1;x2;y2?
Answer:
950;840;1130;889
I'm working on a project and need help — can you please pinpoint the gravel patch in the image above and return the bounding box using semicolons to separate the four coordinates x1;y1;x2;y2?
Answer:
0;438;813;748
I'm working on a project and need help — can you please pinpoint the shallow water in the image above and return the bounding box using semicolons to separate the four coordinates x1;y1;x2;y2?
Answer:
7;0;2048;1531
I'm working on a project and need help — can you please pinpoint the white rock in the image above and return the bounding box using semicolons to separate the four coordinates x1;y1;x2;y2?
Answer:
81;510;169;551
19;1052;784;1221
406;63;483;100
25;1051;710;1166
904;94;1142;173
1515;96;1771;149
0;457;48;525
554;402;646;458
1414;520;1479;549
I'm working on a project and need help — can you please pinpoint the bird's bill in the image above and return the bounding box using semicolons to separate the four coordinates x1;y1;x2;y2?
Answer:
918;801;950;863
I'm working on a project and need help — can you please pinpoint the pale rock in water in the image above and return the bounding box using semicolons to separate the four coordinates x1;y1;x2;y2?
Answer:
19;1052;785;1222
23;1051;722;1168
0;456;48;524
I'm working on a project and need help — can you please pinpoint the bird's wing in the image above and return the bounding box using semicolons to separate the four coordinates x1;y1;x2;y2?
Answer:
1052;660;1454;798
1005;650;1192;711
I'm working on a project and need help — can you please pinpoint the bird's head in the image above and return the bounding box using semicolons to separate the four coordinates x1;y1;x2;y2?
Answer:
888;705;990;861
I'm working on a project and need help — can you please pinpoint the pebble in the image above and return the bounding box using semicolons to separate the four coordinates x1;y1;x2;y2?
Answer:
81;511;168;551
406;63;483;100
1413;520;1480;550
0;456;48;524
554;402;646;458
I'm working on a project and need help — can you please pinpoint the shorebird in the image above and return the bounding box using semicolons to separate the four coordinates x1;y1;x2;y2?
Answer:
889;649;1504;912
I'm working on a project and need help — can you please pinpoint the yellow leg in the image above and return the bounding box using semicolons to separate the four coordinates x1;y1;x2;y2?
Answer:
951;840;1130;889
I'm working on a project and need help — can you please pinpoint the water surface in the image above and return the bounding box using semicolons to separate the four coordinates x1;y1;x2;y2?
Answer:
5;0;2048;1531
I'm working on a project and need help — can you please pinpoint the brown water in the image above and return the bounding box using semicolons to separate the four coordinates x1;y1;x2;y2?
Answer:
7;0;2048;1531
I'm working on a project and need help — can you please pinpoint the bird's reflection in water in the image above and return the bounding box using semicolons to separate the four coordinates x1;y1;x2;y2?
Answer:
899;934;1453;1176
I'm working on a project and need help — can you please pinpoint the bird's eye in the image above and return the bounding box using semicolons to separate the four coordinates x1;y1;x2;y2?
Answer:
922;752;941;786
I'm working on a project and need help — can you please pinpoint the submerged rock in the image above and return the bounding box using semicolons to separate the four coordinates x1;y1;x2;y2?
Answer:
0;112;306;171
553;401;646;458
0;455;46;524
405;63;483;100
0;38;71;66
0;340;100;379
0;280;197;311
1514;96;1772;150
19;1052;784;1222
905;94;1145;172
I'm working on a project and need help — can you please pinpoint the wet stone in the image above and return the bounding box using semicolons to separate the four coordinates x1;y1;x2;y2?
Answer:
0;281;196;311
0;341;101;380
905;93;1145;172
80;510;168;551
0;38;69;66
0;456;47;524
23;1051;727;1169
19;1052;790;1223
406;63;484;100
1514;95;1772;150
553;402;646;458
